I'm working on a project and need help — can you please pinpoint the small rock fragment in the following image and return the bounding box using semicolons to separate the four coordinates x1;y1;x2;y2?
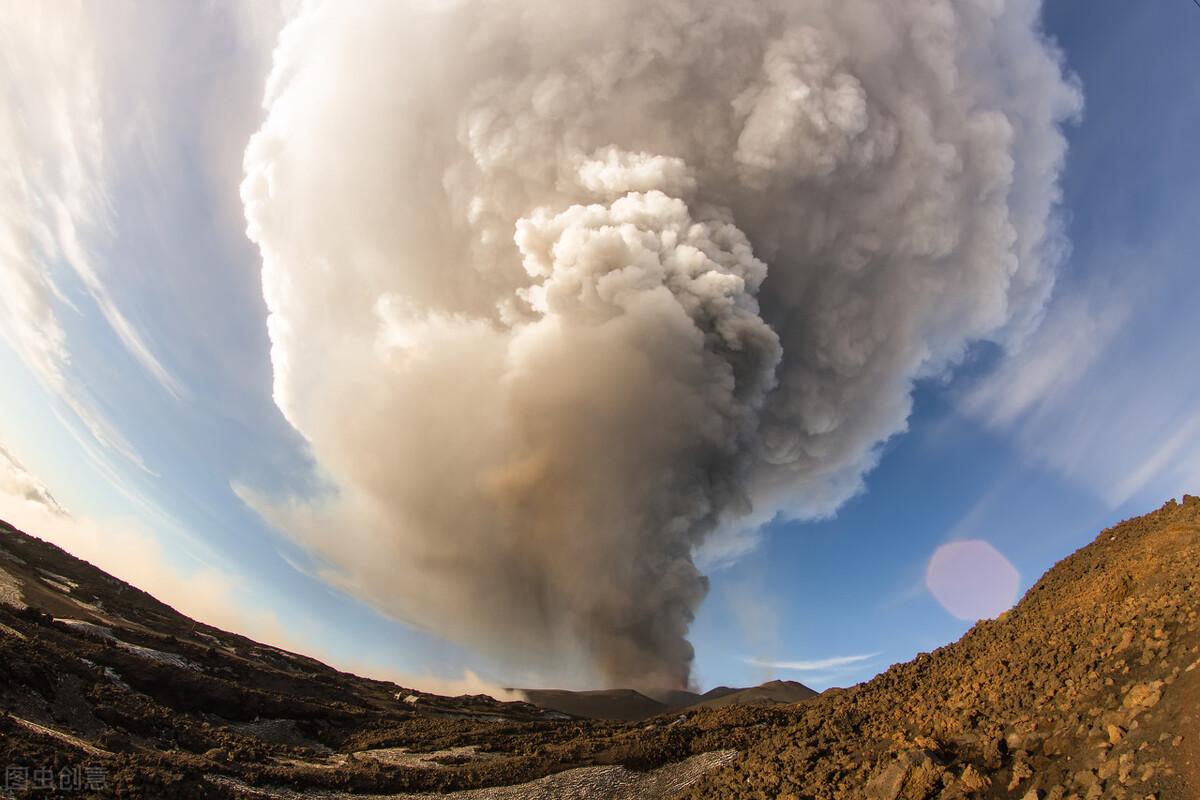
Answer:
1122;682;1163;712
1008;760;1033;790
865;762;907;800
959;765;990;793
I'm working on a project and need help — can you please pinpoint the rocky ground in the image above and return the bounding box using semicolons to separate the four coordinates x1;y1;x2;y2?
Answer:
682;496;1200;800
1;496;1197;798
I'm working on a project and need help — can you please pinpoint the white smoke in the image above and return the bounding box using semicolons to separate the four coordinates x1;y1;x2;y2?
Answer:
241;0;1079;689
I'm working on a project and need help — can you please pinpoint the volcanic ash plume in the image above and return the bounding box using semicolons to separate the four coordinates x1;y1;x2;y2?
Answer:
241;0;1080;688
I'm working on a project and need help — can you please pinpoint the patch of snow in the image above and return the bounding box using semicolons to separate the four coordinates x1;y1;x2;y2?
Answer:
103;666;131;691
120;643;198;671
54;619;116;641
0;565;27;609
54;619;199;671
38;569;79;592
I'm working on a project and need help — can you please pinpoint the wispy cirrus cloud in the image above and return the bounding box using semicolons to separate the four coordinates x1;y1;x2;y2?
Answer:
957;1;1200;513
0;445;68;517
0;4;212;471
743;652;883;673
959;256;1200;510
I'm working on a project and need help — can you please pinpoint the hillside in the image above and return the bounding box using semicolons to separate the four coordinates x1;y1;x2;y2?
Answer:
1;496;1197;798
690;681;818;711
683;496;1200;798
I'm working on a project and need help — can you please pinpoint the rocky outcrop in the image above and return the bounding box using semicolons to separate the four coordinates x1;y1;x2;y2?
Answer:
684;496;1200;799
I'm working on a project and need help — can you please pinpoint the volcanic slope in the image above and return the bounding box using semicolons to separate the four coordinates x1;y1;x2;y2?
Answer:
683;496;1200;799
0;519;803;798
0;496;1197;798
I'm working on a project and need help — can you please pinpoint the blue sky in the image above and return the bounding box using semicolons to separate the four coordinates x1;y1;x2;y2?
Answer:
0;1;1197;694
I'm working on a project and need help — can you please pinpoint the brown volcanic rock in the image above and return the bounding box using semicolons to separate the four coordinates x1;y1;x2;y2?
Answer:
681;495;1200;799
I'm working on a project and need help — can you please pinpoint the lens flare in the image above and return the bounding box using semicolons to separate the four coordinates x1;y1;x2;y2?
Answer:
925;540;1020;622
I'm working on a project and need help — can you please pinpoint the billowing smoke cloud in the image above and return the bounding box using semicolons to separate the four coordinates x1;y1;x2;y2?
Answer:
241;0;1079;689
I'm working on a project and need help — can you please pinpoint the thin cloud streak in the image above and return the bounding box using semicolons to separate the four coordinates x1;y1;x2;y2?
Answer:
0;4;185;471
743;652;883;672
959;258;1200;510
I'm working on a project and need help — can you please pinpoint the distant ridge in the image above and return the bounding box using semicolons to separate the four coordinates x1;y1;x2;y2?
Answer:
520;679;818;721
517;688;668;721
690;679;817;710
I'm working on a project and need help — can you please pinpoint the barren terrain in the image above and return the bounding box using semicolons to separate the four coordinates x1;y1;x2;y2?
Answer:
1;497;1197;798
